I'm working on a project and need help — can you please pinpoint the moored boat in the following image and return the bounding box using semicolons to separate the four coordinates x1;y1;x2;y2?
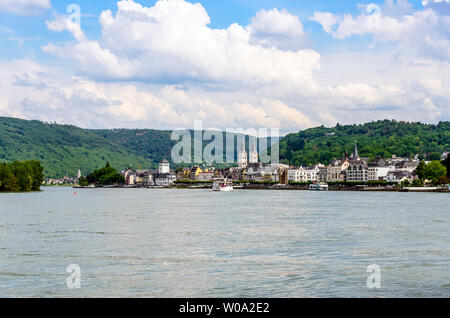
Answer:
212;178;234;192
309;182;328;191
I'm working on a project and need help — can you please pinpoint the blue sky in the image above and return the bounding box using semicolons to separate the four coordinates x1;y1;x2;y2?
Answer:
0;0;449;132
0;0;428;58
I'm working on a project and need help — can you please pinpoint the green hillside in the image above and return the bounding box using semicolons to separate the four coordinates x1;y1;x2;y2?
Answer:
91;128;175;165
279;120;450;166
0;117;153;178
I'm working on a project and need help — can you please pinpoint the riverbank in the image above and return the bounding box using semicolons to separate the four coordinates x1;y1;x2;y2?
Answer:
73;184;450;192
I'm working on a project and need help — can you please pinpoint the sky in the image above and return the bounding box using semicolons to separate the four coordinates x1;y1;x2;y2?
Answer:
0;0;449;134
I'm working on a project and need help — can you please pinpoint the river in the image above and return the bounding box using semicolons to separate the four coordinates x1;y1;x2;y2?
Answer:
0;187;449;297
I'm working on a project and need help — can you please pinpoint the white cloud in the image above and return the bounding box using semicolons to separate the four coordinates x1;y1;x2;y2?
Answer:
43;0;319;88
423;0;450;5
0;0;51;15
247;8;308;50
0;0;442;132
310;0;450;61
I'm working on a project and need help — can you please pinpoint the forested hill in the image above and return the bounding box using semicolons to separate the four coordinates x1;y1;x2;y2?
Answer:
279;120;450;166
0;117;260;177
0;117;153;178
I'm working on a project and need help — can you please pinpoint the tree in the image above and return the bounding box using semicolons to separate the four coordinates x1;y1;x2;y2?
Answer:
416;160;426;180
0;160;43;192
0;163;18;192
85;162;125;185
9;161;32;191
400;179;411;187
423;161;447;183
442;155;450;178
26;160;44;191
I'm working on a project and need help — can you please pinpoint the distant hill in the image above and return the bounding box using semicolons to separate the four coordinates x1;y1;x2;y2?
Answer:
279;120;450;166
0;117;265;177
0;117;153;178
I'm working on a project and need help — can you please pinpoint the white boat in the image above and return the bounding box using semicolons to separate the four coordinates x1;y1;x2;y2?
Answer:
212;178;234;192
309;182;328;191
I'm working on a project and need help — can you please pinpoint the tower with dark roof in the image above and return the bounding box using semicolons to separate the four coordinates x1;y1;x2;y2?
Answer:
354;141;359;160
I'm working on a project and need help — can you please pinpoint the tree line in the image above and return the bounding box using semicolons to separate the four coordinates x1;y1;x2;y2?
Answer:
0;160;44;192
280;120;450;166
413;158;449;186
78;162;125;186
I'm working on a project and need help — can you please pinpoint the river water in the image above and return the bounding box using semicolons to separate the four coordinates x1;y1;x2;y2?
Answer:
0;187;449;297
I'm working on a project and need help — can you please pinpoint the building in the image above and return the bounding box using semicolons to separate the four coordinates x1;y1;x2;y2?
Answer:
158;159;170;174
346;159;368;182
238;136;248;169
154;159;176;186
287;165;320;183
189;166;203;180
394;160;419;173
242;163;279;182
197;171;214;181
154;173;176;186
326;159;349;182
386;171;415;184
368;157;390;181
124;167;136;185
317;164;327;182
249;138;258;164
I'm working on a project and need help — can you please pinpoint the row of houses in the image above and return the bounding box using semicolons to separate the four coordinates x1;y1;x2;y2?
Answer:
122;159;176;187
287;144;419;184
122;143;439;187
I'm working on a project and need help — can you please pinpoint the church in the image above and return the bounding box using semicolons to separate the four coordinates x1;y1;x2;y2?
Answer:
238;136;259;168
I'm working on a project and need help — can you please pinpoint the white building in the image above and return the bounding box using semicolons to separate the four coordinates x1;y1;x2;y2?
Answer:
287;165;320;183
368;157;390;181
158;159;170;174
154;159;176;186
154;173;176;186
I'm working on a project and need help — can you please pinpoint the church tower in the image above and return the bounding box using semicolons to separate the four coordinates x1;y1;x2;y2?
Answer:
238;136;248;168
159;159;170;174
354;141;359;160
249;138;258;164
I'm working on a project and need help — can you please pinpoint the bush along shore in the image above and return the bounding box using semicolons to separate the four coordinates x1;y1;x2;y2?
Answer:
0;160;44;192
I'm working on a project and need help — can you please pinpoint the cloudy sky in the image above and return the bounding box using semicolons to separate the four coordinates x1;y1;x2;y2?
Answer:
0;0;449;133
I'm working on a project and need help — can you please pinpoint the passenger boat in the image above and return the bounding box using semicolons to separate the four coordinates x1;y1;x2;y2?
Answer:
212;178;234;192
309;182;329;191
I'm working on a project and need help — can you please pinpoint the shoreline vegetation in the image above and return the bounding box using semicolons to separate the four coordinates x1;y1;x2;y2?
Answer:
0;160;44;192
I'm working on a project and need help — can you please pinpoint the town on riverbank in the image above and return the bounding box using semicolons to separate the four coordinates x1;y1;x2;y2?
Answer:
65;142;450;193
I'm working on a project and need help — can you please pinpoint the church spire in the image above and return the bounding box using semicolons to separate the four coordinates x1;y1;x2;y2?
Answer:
354;140;359;159
238;136;248;168
249;138;258;164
